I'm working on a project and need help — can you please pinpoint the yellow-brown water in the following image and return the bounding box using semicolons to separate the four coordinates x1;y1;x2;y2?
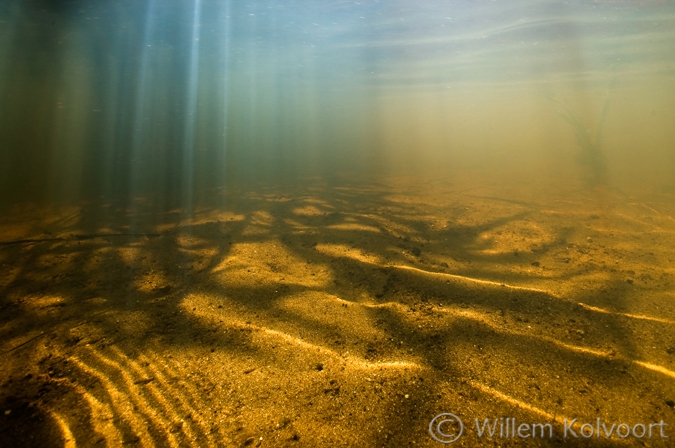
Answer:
1;0;674;446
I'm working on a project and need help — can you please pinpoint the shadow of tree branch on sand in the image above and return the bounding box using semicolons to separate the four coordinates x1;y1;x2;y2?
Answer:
1;177;674;446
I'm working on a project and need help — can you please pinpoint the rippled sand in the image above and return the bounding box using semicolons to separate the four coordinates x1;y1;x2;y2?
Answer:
1;173;674;447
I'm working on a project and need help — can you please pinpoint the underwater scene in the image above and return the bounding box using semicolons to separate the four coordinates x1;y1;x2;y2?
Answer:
1;0;675;446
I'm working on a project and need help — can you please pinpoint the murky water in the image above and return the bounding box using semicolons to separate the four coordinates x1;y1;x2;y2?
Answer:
1;1;674;446
2;0;674;208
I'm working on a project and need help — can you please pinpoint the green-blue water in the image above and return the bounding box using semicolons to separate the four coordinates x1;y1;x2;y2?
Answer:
1;0;674;210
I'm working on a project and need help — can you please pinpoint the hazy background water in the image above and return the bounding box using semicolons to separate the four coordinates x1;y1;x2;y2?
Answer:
1;0;674;211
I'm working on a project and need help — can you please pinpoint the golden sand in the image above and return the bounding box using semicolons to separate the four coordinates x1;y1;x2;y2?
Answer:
1;174;674;446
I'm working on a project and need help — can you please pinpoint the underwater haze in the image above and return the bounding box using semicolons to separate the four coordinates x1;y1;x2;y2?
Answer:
2;0;675;447
1;0;674;209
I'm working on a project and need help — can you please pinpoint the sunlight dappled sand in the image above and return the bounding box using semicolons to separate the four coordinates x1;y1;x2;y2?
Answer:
1;175;675;446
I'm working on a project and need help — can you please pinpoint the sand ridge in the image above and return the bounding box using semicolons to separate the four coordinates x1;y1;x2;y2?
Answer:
1;174;674;446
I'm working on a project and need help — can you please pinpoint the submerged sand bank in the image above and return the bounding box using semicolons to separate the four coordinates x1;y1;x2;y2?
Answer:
1;173;674;447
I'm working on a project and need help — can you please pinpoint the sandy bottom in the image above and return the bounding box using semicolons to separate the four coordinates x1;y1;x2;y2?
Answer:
1;173;675;447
